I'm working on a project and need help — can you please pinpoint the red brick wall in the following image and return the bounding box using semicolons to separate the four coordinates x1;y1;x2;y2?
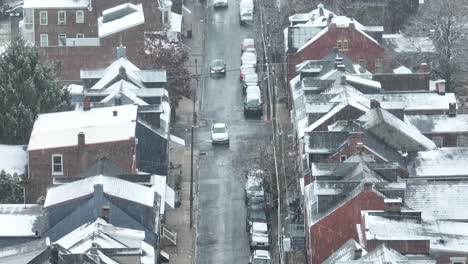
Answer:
313;105;366;131
309;191;385;264
328;142;387;163
288;24;385;82
40;24;148;80
26;139;136;203
33;0;163;80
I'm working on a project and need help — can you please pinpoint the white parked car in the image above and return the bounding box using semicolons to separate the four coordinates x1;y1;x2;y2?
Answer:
213;0;228;8
241;38;255;52
211;123;229;145
242;73;259;94
249;250;272;264
249;222;270;250
240;64;256;81
241;50;257;67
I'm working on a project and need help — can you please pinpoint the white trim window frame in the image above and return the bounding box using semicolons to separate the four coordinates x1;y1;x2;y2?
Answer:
58;33;66;46
76;10;84;23
51;154;63;175
58;10;66;25
39;11;48;25
39;34;48;47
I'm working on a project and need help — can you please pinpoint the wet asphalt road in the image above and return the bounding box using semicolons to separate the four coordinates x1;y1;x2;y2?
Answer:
195;0;272;263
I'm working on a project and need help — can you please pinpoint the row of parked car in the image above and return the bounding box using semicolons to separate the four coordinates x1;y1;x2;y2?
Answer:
245;169;272;264
240;38;263;117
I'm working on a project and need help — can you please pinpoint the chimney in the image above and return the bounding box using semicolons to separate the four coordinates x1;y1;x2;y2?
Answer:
83;97;91;111
370;99;381;109
384;198;402;214
118;66;127;81
78;132;85;146
363;182;373;191
340;75;347;85
328;13;334;24
448;103;457;117
419;62;429;73
354;248;362;260
435;80;446;95
337;64;346;72
318;3;324;16
349;22;355;29
113;110;118;117
101;206;110;222
116;45;126;58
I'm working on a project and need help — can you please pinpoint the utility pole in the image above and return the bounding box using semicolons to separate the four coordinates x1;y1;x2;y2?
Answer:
190;59;198;229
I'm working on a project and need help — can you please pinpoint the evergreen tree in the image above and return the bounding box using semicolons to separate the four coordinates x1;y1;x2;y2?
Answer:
0;170;23;203
0;37;71;144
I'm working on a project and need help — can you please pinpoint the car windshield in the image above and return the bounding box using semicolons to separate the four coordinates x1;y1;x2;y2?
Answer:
213;127;226;133
253;259;271;264
247;99;260;106
211;60;223;67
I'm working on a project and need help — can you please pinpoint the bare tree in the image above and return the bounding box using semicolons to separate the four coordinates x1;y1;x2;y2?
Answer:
404;0;468;92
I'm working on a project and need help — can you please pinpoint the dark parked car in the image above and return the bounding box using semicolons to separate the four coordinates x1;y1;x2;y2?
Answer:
210;59;226;76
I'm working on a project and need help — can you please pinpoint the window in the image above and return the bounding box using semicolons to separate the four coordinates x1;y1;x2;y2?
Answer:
76;10;84;23
343;39;349;50
432;136;443;148
450;257;467;264
76;33;84;38
58;11;66;24
336;40;343;50
375;58;383;73
40;34;48;46
58;34;66;46
39;11;48;25
457;136;468;147
51;154;63;175
340;155;347;162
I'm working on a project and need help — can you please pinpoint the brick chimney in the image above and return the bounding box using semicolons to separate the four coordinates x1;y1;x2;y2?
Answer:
448;103;457;117
83;97;91;111
370;99;381;109
384;198;402;214
101;206;110;222
363;182;373;192
328;13;334;25
418;62;430;73
318;3;324;16
435;80;446;95
116;45;126;59
349;22;355;29
113;110;118;117
354;248;362;260
78;132;85;147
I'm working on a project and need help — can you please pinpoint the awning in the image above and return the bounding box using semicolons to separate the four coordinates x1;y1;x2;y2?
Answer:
170;134;185;146
159;250;170;263
152;175;176;214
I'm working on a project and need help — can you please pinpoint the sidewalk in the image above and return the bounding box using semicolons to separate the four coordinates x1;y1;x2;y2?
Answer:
163;0;206;263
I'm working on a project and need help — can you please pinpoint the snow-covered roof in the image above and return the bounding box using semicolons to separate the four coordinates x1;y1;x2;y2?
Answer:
364;93;456;112
383;34;435;53
406;114;468;134
0;204;46;237
0;145;27;175
98;3;145;38
363;211;468;253
358;108;436;152
405;181;468;221
288;3;334;25
44;175;155;208
0;238;49;264
323;239;367;264
56;218;155;263
24;0;90;9
66;84;84;95
408;148;468;179
393;65;412;74
345;75;382;89
28;104;138;151
89;57;144;90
